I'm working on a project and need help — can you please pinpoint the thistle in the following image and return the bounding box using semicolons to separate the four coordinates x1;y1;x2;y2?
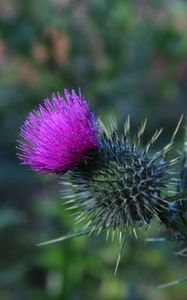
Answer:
63;117;184;239
17;89;187;273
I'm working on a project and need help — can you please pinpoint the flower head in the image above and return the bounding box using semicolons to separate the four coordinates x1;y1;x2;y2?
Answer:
20;89;187;276
18;89;187;258
17;89;100;174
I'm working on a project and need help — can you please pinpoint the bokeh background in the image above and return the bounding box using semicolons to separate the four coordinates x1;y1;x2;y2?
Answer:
1;0;187;299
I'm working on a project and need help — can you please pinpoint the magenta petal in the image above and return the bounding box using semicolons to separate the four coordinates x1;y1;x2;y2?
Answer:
17;89;100;174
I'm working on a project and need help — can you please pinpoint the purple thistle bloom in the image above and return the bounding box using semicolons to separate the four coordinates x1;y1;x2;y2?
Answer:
17;89;100;174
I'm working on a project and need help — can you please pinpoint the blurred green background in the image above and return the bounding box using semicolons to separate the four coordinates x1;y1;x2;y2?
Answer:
1;0;187;299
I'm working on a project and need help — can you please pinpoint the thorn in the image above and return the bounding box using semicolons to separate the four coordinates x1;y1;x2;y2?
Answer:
145;237;166;242
37;229;91;246
106;229;110;241
114;236;125;276
157;276;187;289
170;115;183;144
124;115;130;136
133;228;138;239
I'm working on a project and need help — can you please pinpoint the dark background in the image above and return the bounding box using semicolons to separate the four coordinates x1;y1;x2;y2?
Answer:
1;0;187;299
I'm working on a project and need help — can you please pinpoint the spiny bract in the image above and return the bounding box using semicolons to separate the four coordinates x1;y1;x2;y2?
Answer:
62;117;182;240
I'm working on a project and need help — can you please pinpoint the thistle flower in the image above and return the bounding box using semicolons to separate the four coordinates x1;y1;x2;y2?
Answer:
18;89;187;273
17;90;100;174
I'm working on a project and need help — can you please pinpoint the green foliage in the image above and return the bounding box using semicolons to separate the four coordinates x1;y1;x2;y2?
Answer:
1;0;187;299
